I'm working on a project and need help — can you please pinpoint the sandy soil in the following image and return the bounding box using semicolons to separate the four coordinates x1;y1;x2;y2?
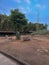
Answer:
0;35;49;65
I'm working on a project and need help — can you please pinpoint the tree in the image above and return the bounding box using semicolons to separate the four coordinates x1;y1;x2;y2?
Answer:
10;9;28;32
44;24;48;30
0;9;48;33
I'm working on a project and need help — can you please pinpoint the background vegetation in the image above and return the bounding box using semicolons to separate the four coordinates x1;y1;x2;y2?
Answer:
0;9;48;33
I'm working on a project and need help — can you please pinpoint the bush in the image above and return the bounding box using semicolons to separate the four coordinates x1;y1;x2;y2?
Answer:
32;30;49;35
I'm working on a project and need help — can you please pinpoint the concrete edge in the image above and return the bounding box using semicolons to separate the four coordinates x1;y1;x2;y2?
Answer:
0;51;30;65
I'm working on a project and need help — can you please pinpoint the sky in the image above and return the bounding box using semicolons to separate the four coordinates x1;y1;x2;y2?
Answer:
0;0;49;29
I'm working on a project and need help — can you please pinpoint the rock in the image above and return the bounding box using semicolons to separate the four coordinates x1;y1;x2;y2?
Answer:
23;36;30;41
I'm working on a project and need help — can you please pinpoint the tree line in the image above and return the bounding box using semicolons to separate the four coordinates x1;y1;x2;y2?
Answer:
0;9;48;32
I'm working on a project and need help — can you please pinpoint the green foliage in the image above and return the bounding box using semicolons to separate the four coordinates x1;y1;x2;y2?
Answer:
10;9;27;31
32;30;49;35
0;9;48;33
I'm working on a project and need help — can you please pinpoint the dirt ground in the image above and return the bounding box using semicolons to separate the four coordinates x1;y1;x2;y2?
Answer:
0;35;49;65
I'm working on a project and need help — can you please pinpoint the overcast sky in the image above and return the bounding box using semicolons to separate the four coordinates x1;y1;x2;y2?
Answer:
0;0;49;29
